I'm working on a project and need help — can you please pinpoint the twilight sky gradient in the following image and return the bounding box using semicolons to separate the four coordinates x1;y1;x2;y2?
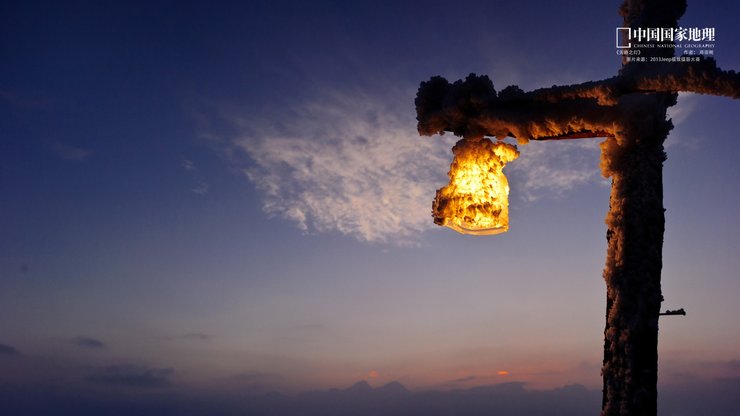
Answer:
1;0;740;413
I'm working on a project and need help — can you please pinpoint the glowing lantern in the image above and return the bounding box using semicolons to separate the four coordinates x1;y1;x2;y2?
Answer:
433;137;519;235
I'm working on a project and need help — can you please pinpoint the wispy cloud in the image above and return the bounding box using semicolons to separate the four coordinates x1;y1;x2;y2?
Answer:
182;158;196;171
231;90;452;245
453;375;477;383
509;139;604;202
72;336;105;349
86;364;174;388
230;371;284;392
181;157;210;195
0;343;19;356
215;88;608;244
171;332;212;341
0;89;53;109
665;92;703;150
191;181;209;195
667;92;699;126
50;142;92;161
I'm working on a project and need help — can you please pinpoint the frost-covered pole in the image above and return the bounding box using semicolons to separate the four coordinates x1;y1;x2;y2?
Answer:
600;2;683;413
599;93;672;416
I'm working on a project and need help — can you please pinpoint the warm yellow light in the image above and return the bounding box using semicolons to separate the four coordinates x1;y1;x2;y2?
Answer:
433;138;519;235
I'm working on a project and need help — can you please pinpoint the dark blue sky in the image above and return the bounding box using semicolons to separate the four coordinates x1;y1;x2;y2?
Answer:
2;0;740;414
